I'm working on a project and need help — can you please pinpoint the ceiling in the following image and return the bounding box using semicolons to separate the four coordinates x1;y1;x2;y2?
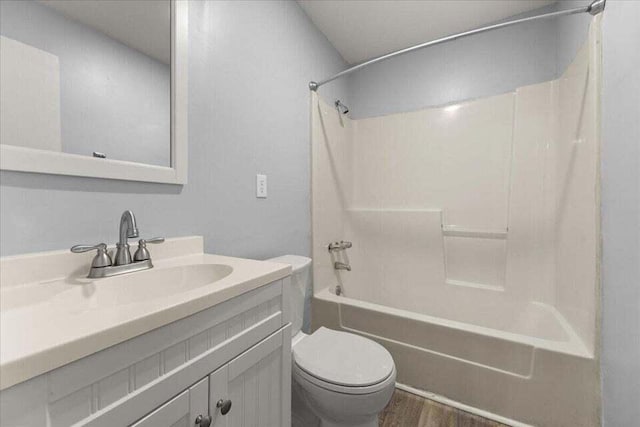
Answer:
298;0;557;64
40;0;170;64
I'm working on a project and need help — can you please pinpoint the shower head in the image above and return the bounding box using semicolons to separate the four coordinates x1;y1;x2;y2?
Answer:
335;100;349;115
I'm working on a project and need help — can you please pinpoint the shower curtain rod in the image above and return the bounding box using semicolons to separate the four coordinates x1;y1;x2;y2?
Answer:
309;0;606;91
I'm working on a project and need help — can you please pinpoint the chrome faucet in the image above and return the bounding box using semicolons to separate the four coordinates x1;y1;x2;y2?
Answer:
334;262;351;271
71;210;164;278
114;210;139;266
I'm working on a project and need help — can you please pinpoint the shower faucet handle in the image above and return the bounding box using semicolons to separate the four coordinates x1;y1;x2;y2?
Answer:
328;240;353;252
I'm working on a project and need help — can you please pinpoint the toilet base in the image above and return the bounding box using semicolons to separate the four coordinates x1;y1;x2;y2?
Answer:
292;380;320;427
292;379;383;427
319;417;379;427
293;366;396;427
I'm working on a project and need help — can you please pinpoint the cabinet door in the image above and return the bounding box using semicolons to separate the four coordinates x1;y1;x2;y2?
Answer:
131;377;209;427
209;327;291;427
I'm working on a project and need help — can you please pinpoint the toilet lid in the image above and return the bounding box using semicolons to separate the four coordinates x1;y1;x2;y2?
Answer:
293;327;394;387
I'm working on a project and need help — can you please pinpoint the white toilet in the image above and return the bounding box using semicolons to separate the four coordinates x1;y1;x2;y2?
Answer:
267;255;396;427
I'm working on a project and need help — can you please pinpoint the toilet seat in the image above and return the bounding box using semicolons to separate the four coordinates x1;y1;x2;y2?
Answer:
293;327;395;395
293;361;396;395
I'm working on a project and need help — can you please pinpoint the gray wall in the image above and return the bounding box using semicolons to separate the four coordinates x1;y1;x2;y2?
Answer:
344;2;592;119
0;0;347;258
0;0;171;167
600;1;640;425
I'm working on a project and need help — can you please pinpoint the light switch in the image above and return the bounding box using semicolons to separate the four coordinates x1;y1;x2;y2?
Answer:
256;174;267;198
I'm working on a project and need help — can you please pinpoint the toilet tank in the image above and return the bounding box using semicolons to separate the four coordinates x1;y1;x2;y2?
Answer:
266;255;312;337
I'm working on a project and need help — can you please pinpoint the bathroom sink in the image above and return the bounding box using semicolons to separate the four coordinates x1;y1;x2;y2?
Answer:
54;263;234;309
0;237;292;390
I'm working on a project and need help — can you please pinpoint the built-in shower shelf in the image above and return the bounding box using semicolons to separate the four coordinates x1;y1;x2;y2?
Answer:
346;208;442;213
442;226;508;239
446;278;505;292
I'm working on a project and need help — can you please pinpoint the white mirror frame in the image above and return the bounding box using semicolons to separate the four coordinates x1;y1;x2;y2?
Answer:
0;0;188;185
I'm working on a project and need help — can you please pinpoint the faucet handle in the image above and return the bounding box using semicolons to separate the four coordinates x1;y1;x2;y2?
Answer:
71;243;106;253
142;237;165;245
133;237;165;262
70;243;112;268
328;240;353;252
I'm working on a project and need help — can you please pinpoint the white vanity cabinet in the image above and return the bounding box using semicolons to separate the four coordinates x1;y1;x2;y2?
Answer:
209;324;289;427
0;278;292;427
129;327;290;427
130;325;290;427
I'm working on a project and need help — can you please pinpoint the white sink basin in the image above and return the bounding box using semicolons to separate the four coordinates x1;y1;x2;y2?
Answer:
0;237;292;390
53;263;234;309
1;263;233;312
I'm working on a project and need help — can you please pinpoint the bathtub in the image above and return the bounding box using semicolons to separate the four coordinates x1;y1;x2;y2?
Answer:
311;287;599;427
309;14;602;425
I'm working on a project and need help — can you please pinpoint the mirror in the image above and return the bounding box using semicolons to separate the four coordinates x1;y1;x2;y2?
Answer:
0;0;188;184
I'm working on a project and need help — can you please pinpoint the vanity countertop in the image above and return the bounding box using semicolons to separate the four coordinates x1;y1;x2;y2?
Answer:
0;236;291;390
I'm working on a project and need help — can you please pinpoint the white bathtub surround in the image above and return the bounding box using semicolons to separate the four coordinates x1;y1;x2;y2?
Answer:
0;236;291;390
311;16;601;427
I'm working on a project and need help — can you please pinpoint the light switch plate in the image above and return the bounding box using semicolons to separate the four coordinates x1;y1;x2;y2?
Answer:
256;174;267;198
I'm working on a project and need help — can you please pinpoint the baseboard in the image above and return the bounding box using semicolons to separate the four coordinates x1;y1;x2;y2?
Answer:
395;383;533;427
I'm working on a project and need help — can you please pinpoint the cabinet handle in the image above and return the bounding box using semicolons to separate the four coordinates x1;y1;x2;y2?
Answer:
216;398;232;415
195;414;212;427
